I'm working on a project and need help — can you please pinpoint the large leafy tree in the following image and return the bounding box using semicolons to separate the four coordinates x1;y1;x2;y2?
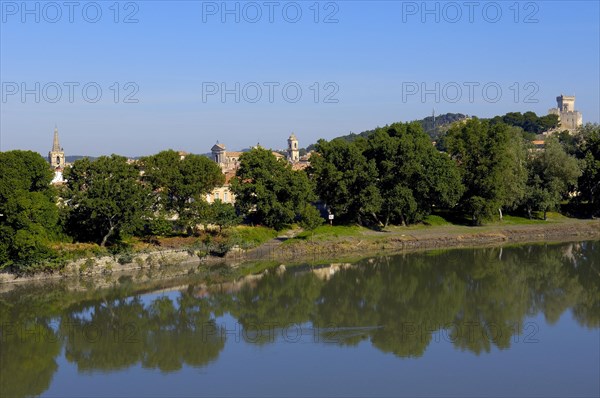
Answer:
0;150;59;269
140;150;224;230
64;155;152;246
446;119;528;224
309;138;381;225
231;148;315;230
574;124;600;215
209;200;240;232
522;136;581;219
364;122;463;226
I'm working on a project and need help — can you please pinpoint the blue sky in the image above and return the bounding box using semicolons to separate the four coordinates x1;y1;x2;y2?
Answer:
1;0;599;156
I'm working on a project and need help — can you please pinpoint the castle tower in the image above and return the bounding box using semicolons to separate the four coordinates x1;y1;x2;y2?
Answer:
287;133;299;163
48;127;65;169
556;95;575;112
548;94;583;132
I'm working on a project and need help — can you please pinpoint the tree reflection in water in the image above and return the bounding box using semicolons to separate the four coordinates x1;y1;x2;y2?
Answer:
0;241;598;397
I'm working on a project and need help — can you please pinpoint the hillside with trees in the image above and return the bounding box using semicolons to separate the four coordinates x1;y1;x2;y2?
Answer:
307;111;560;154
306;113;469;152
489;112;559;135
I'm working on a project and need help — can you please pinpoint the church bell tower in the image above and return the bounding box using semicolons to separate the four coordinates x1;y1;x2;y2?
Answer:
287;133;299;163
48;127;65;169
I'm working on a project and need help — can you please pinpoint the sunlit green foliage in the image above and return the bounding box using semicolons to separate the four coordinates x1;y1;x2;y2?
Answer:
311;122;463;226
0;150;59;270
309;138;381;224
522;136;581;219
209;200;240;232
299;204;324;232
64;155;152;246
226;225;278;248
365;122;463;225
231;147;316;230
140;150;225;232
446;119;528;224
574;124;600;215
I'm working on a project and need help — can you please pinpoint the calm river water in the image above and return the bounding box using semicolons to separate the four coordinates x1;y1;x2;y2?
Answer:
1;241;599;397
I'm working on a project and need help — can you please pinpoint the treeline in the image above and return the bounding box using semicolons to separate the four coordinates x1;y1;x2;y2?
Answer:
489;111;559;135
0;150;236;271
1;121;599;271
231;120;598;228
420;112;468;139
306;112;469;149
307;111;558;147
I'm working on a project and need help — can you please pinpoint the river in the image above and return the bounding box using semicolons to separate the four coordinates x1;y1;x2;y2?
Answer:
1;241;598;397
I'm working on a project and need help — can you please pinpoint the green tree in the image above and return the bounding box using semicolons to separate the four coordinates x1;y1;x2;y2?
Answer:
555;130;578;155
299;204;324;234
539;114;560;132
522;137;581;219
210;200;240;232
522;111;541;134
181;198;213;234
231;148;315;230
0;150;59;269
64;155;151;246
140;150;224;231
309;139;382;225
574;124;600;215
365;123;463;226
446;119;528;224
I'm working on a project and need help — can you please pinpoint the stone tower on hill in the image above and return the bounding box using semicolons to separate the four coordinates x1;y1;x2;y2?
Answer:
48;127;65;169
548;95;583;132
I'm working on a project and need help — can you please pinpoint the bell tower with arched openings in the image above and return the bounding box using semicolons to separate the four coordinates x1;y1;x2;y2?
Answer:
287;133;299;163
48;127;65;169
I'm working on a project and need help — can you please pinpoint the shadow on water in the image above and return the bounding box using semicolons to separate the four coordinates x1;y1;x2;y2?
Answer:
0;241;599;397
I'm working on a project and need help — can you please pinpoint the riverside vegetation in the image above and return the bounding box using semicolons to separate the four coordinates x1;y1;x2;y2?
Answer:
1;118;599;273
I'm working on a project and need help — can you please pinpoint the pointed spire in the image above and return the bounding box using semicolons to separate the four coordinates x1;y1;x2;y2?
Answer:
52;127;61;152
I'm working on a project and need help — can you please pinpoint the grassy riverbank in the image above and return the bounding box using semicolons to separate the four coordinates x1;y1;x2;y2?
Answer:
270;213;600;261
0;225;277;280
1;213;599;284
